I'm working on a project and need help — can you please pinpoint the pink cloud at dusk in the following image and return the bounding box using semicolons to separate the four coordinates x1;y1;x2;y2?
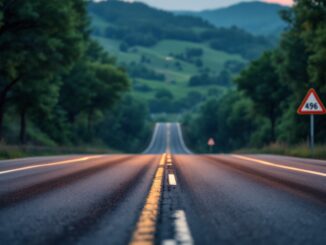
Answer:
264;0;293;5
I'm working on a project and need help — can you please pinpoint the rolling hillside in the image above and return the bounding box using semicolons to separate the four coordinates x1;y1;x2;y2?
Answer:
88;0;273;115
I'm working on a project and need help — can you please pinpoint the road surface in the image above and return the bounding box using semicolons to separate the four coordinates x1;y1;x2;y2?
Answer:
0;123;325;244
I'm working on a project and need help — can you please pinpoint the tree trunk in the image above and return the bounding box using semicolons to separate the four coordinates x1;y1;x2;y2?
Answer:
0;76;22;140
19;108;27;144
271;117;275;143
87;110;94;140
270;108;276;143
0;101;5;141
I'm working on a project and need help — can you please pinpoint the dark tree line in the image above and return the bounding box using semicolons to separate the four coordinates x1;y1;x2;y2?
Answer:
188;70;231;87
124;63;165;81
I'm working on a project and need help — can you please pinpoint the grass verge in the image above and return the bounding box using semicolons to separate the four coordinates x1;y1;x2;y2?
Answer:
235;143;326;160
0;144;121;160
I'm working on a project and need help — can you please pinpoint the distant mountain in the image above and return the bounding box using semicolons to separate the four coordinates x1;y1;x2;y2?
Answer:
178;1;289;36
88;0;272;60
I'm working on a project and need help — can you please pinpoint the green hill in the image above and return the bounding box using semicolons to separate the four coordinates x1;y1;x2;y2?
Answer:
88;0;273;115
178;1;288;36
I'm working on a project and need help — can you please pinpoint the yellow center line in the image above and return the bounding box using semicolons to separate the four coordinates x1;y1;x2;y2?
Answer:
0;156;103;175
130;153;166;245
232;155;326;177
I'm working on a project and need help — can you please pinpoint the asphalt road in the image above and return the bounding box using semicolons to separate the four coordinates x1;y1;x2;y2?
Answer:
0;123;325;244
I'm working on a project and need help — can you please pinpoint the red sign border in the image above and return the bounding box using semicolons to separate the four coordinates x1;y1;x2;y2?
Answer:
297;88;326;115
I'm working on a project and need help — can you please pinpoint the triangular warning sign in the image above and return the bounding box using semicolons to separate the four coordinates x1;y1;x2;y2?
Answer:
208;138;215;146
297;88;326;115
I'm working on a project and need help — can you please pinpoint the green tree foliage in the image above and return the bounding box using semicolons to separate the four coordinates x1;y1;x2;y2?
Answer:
59;41;129;141
207;27;271;59
184;1;326;152
98;95;151;152
12;78;60;144
0;0;132;151
125;63;165;81
155;89;174;100
236;52;289;141
149;89;174;113
276;0;326;143
183;92;266;152
293;0;326;86
188;70;231;87
0;0;88;138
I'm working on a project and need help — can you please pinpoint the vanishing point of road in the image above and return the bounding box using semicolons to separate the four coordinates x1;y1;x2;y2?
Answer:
0;123;325;244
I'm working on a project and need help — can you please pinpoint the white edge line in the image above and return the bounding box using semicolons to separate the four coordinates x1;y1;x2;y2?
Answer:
232;155;326;177
177;123;192;154
0;156;103;175
143;123;160;154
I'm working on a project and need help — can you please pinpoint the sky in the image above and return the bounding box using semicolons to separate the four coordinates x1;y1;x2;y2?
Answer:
120;0;293;11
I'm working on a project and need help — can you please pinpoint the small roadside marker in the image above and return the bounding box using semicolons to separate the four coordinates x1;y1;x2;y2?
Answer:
208;137;215;153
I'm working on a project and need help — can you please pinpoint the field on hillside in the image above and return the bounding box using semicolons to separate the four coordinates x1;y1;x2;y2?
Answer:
94;36;244;101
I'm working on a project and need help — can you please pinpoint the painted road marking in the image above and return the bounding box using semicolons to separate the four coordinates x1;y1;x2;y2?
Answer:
163;210;194;245
0;156;103;175
233;155;326;177
174;210;193;244
167;157;172;166
162;239;177;245
130;153;166;245
168;174;177;186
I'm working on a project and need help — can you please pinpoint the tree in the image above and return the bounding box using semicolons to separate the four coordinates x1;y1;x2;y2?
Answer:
236;52;289;142
60;60;129;140
0;0;88;139
98;95;151;152
11;77;59;144
85;63;129;138
183;91;261;152
275;0;326;143
60;61;96;124
155;89;173;100
289;0;326;92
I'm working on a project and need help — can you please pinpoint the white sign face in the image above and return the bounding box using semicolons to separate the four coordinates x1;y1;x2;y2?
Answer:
301;93;324;112
297;89;326;115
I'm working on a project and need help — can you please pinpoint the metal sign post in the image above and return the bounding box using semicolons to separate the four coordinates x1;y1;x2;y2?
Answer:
310;114;314;153
208;138;215;153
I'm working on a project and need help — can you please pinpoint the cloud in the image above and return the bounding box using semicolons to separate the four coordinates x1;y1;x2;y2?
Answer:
264;0;293;5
